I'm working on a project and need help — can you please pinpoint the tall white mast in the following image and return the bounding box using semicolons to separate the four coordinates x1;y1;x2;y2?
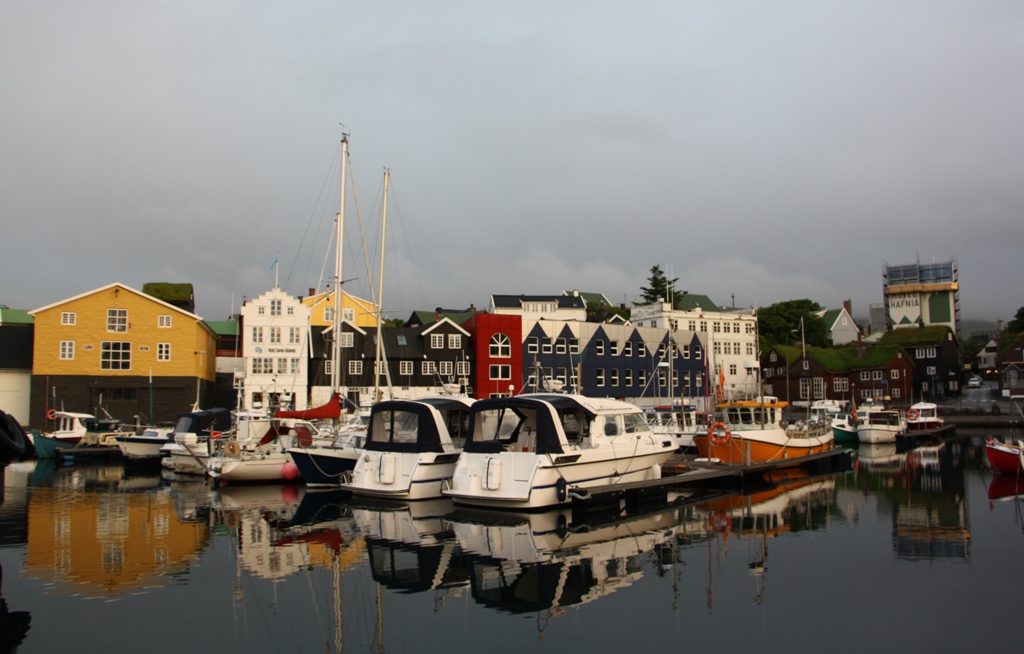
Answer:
373;169;391;402
331;134;348;392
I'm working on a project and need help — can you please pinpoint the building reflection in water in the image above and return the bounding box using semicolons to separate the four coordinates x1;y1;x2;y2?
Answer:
23;463;210;597
854;439;970;561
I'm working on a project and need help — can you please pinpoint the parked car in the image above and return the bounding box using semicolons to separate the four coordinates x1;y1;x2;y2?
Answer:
968;376;983;388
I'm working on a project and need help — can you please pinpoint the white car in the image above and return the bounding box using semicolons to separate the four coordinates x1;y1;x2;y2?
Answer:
968;376;983;388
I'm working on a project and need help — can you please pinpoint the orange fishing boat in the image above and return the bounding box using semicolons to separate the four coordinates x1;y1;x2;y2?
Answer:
693;397;834;464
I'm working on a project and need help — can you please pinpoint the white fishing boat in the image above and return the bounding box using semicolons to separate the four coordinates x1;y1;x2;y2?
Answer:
857;408;906;444
905;402;944;432
207;413;321;482
443;393;678;510
115;426;174;460
340;397;474;500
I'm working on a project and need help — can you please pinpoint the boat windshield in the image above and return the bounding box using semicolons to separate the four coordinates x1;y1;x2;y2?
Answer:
370;410;419;445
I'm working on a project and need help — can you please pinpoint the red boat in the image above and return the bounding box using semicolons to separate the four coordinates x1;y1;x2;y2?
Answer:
985;437;1024;474
988;474;1024;502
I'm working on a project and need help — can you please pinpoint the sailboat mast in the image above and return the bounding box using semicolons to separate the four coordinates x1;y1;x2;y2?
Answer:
373;169;390;402
331;134;348;392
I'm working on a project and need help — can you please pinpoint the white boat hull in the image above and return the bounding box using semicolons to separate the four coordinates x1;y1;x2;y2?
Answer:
116;436;169;459
341;451;460;500
857;425;901;444
160;442;211;475
208;451;293;482
444;445;675;510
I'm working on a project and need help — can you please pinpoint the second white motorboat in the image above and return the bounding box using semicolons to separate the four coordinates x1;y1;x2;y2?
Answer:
443;393;678;510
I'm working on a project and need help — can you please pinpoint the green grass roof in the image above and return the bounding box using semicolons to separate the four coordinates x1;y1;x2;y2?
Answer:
772;343;908;372
878;325;951;346
676;293;718;311
0;308;34;324
203;320;239;337
142;283;194;302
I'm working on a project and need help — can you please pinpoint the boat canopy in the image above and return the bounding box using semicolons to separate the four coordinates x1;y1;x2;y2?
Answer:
173;408;232;435
365;400;454;454
463;396;592;455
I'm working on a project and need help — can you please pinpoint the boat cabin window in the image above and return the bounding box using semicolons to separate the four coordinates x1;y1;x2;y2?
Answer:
371;410;419;445
558;409;588;442
599;412;647;436
472;407;535;447
443;409;471;447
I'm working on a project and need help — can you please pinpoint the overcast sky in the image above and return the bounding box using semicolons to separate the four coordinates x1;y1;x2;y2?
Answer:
2;1;1021;327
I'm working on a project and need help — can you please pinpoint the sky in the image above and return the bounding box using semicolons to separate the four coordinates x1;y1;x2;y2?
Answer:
2;1;1022;328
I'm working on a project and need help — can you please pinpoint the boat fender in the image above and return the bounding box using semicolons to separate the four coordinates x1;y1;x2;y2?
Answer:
224;441;242;457
709;422;731;446
47;408;58;421
0;411;28;463
907;409;919;421
556;477;568;503
555;513;568;539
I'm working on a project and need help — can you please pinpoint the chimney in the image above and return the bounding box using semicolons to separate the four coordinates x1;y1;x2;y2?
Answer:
468;304;476;313
843;299;852;315
435;307;443;322
309;287;315;298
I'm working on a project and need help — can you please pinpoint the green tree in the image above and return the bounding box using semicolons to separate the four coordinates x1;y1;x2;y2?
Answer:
587;300;630;323
635;265;680;307
1008;306;1024;333
757;299;830;349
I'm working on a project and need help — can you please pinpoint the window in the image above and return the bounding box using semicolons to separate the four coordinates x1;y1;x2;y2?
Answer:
747;343;755;356
448;334;461;349
713;322;721;333
527;337;538;354
672;370;679;387
596;369;605;387
556;338;566;354
340;332;354;348
916;347;937;359
733;323;740;333
873;371;883;380
695;346;702;360
802;360;809;370
890;369;899;379
834;377;849;392
682;344;690;358
61;312;76;325
324;360;333;375
892;388;902;398
431;334;444;349
343;308;355;322
595;340;604;355
269;327;281;344
770;352;777;362
439;361;453;376
270;299;281;316
489;364;511;380
422;361;436;375
287;307;294;315
157;343;171;361
625;369;633;386
638;369;647;387
60;340;74;360
624;341;633;356
688;320;696;331
290;358;299;374
542;338;552;354
155;315;171;328
729;364;737;375
252;326;263;343
570;338;579;354
490;333;511;358
637;343;645;357
799;378;810;399
395;361;411;376
350;360;363;375
714;342;722;355
556;367;568;385
860;371;870;381
926;366;936;375
277;358;288;374
813;377;824;399
700;321;707;332
324;307;335;322
289;327;301;344
657;343;667;358
611;341;621;356
100;341;131;370
107;309;127;332
745;323;755;334
611;369;619;386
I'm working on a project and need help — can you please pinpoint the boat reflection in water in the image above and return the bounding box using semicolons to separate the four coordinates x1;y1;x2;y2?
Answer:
353;498;470;597
22;463;211;597
450;504;683;619
854;439;970;561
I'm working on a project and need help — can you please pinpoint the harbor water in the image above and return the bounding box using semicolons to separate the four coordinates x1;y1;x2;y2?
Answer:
1;429;1022;653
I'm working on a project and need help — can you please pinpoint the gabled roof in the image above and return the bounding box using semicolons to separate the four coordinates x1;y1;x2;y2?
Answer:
28;282;208;324
407;309;478;327
420;317;471;337
769;344;909;372
0;308;33;325
491;294;586;310
204;320;239;337
562;291;610;307
879;325;952;347
675;293;718;312
819;308;843;329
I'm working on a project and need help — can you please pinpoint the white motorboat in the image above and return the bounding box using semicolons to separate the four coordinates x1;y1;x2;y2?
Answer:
443;393;678;510
857;409;906;444
207;413;320;482
340;397;474;500
644;405;699;452
115;427;174;460
160;408;232;475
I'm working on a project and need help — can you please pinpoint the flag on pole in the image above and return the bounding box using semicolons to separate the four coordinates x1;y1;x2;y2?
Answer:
268;254;279;271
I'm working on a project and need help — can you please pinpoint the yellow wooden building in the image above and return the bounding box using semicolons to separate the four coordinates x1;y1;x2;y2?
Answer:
28;282;217;426
301;289;378;329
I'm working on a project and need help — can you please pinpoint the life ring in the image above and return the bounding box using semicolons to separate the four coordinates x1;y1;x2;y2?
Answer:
907;452;921;468
47;408;57;421
709;422;731;446
224;441;242;457
712;511;731;534
907;408;919;421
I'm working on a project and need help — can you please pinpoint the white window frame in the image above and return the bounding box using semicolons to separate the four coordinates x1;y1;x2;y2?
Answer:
270;299;281;316
340;332;354;348
400;361;413;376
107;309;128;333
59;340;74;360
343;307;355;322
269;327;281;344
422;361;437;375
439;361;453;376
289;327;301;344
489;364;511;380
158;315;172;328
349;360;363;375
448;334;461;349
431;334;444;349
100;341;131;370
157;343;171;361
252;326;263;343
61;312;76;325
490;333;511;358
456;361;471;376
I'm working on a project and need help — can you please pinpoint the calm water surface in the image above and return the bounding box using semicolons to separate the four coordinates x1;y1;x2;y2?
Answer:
1;429;1022;653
